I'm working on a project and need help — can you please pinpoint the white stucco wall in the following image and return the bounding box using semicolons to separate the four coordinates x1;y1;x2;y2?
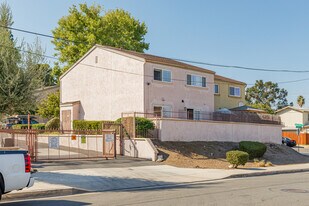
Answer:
122;138;158;161
277;109;304;127
144;62;215;115
60;47;145;121
155;119;282;144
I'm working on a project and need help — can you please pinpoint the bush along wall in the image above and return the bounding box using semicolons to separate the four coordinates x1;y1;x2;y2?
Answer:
115;117;155;137
45;117;60;130
12;124;45;130
239;141;267;160
73;120;115;130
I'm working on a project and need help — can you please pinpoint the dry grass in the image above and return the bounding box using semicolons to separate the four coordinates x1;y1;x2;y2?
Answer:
153;140;309;169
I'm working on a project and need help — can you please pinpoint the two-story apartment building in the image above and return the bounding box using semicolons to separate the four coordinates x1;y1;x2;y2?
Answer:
214;75;246;111
60;45;245;129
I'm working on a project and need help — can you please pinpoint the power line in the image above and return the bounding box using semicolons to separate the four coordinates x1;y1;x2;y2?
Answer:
0;25;83;44
2;43;309;86
3;24;309;74
173;59;309;73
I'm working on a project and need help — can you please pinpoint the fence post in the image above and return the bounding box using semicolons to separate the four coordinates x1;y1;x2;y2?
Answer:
133;112;136;139
34;133;38;162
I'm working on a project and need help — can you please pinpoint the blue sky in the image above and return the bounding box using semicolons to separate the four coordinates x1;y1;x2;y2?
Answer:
2;0;309;106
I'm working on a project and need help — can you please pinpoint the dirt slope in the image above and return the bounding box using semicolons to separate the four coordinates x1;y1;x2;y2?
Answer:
152;140;309;169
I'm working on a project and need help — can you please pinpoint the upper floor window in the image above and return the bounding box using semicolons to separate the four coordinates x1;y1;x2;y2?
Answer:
187;74;206;87
154;69;171;82
214;84;219;94
229;86;241;97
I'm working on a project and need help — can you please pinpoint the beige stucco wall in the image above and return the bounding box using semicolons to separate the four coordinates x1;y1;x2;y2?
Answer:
155;119;282;144
214;80;246;110
60;48;145;121
144;62;215;115
277;109;305;127
122;138;158;161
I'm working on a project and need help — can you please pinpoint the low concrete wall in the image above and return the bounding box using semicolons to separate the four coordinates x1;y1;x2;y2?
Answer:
122;138;158;161
155;118;282;144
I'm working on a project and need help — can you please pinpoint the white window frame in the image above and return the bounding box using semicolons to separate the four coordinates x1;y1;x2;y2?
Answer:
229;86;241;97
214;84;219;94
153;105;172;118
162;105;172;118
187;74;206;88
193;109;201;120
154;69;172;83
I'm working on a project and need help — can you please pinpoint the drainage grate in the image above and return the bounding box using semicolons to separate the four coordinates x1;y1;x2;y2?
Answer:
281;189;309;193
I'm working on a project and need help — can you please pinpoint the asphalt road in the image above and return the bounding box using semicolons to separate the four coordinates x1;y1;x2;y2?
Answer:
3;172;309;206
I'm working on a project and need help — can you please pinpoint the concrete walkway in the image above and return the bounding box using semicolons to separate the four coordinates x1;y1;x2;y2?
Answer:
4;162;309;201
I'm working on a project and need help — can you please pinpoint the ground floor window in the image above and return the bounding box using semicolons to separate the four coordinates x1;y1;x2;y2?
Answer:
153;105;172;118
187;108;202;120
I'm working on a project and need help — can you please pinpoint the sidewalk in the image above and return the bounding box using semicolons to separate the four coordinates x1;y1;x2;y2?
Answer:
4;163;309;201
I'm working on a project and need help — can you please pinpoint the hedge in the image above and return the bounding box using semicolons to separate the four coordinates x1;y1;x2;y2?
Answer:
12;124;45;130
226;150;249;168
72;120;114;130
45;117;60;130
115;117;154;132
239;141;267;159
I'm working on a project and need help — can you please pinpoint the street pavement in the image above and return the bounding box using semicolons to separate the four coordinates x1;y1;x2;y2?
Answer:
3;157;309;202
3;172;309;206
293;145;309;156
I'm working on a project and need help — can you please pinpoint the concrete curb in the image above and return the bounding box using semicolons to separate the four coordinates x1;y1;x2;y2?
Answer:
2;188;87;202
227;168;309;179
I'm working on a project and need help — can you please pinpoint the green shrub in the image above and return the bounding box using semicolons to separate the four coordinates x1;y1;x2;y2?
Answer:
31;124;45;130
12;124;28;129
116;117;154;132
45;117;60;130
72;120;114;130
12;124;45;130
226;150;249;168
239;141;267;159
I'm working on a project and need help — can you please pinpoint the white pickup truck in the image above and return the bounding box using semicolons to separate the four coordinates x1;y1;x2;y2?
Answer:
0;149;35;200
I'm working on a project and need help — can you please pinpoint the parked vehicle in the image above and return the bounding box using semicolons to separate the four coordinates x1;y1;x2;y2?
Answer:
4;115;39;129
0;149;34;200
282;137;296;147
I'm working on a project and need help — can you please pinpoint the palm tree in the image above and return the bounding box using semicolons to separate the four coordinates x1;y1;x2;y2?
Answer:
297;95;305;108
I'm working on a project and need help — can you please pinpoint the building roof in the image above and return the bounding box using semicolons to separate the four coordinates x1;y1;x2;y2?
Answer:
275;106;309;114
230;105;266;113
214;74;246;85
97;45;215;74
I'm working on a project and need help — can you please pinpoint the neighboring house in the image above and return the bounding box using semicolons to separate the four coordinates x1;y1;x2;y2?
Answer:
230;105;266;113
60;45;245;130
214;75;246;110
276;106;309;131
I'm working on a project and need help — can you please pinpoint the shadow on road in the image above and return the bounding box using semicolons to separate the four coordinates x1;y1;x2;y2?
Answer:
1;200;90;206
33;171;221;192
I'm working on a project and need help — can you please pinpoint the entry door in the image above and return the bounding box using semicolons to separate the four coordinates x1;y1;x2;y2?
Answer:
187;109;194;120
62;110;71;130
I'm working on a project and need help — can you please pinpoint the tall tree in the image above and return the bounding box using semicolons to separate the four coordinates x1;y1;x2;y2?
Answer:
297;95;305;108
245;80;288;113
52;3;149;69
0;2;13;39
37;91;60;119
0;3;46;115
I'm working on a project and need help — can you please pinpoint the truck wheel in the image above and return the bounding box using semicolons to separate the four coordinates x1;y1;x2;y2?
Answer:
0;178;3;200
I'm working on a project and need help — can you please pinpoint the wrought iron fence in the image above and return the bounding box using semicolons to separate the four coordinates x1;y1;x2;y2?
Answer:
127;111;281;125
0;129;117;161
